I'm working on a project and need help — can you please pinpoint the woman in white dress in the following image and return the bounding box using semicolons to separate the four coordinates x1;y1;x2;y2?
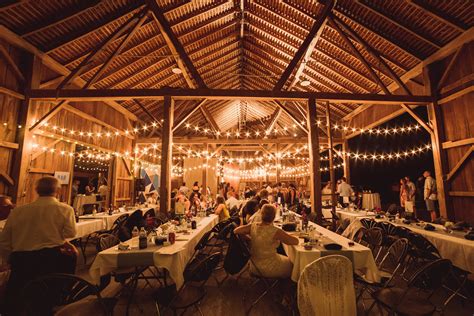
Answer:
234;204;298;278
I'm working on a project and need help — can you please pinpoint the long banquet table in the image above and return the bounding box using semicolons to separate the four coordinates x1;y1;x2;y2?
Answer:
79;205;157;229
282;215;380;283
343;217;474;274
89;214;218;289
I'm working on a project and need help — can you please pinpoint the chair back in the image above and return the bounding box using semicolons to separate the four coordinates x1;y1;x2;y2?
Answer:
360;218;377;229
408;259;452;292
21;273;100;315
363;227;383;247
352;226;366;243
379;238;409;274
407;232;441;261
229;205;239;216
298;255;356;316
223;233;251;275
97;233;120;252
210;219;231;234
110;214;129;235
143;208;156;219
184;252;222;285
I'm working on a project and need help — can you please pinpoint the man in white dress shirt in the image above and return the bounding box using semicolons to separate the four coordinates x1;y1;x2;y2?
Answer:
0;176;77;314
337;177;353;208
225;191;240;213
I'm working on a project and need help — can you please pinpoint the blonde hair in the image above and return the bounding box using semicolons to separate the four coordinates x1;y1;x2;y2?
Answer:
36;176;60;196
261;204;276;223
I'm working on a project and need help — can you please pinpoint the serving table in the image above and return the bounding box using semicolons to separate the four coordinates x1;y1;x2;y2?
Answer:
89;214;218;289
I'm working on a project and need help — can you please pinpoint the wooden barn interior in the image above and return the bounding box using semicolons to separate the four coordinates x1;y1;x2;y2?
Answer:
0;0;473;315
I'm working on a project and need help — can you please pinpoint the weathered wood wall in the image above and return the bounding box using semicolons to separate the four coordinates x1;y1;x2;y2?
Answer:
437;41;474;222
0;43;135;206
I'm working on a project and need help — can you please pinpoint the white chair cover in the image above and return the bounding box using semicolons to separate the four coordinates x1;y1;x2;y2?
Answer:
298;255;356;316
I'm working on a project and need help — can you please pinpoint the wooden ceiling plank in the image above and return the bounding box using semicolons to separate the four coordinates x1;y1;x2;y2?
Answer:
406;0;468;33
273;0;335;90
44;1;146;53
20;0;102;37
85;11;148;88
355;0;442;49
134;100;160;123
147;0;206;89
57;8;144;90
329;16;390;95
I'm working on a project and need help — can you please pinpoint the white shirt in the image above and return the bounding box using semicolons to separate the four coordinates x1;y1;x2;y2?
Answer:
424;176;437;200
225;196;240;211
98;185;108;197
0;197;76;257
337;182;353;197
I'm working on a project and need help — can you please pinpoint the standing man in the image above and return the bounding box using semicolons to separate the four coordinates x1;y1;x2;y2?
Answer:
405;176;416;215
0;176;77;314
423;171;438;222
337;177;353;208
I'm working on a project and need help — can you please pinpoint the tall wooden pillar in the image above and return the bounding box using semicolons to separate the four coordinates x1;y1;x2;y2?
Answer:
306;98;322;223
276;144;281;183
325;102;337;215
342;138;351;183
10;54;41;204
109;156;117;207
202;143;207;197
160;96;174;214
423;65;451;219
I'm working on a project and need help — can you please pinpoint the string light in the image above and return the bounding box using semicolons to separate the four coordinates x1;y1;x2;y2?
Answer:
338;144;432;161
332;122;423;136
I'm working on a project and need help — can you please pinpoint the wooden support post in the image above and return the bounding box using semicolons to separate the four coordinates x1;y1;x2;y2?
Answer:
306;98;322;223
160;96;174;215
9;54;41;203
325;102;337;219
342;138;351;183
109;156;117;207
202;143;207;197
131;136;137;204
66;143;76;205
276;144;281;184
424;65;451;219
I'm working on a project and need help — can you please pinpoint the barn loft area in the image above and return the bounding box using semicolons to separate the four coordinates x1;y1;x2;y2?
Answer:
0;1;473;315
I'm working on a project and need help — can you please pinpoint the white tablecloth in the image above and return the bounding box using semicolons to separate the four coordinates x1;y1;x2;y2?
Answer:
74;195;97;215
321;208;375;223
343;218;474;274
89;215;219;288
283;220;380;283
362;193;381;210
71;219;105;240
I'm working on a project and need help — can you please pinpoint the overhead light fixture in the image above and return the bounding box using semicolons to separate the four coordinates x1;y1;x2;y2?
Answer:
172;67;182;74
300;79;311;87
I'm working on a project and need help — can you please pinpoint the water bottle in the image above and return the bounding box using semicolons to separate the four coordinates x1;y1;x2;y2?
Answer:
132;226;139;248
139;227;147;249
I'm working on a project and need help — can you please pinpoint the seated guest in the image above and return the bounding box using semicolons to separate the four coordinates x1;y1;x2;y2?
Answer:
0;176;77;314
234;204;298;278
248;199;269;224
241;199;259;224
214;196;230;222
226;191;240;212
175;192;190;215
0;195;14;220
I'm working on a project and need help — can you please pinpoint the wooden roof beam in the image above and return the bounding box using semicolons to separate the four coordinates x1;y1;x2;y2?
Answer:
173;99;207;132
28;88;433;104
355;0;442;49
406;0;468;33
147;0;206;88
139;137;333;145
19;0;102;37
273;0;335;90
44;2;146;53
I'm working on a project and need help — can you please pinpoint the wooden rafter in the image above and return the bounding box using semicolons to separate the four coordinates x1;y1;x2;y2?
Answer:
273;0;334;90
44;2;146;53
19;0;101;37
0;170;14;186
355;0;442;49
138;137;333;145
437;45;464;89
173;99;207;132
28;88;433;104
406;0;468;33
134;100;160;123
200;104;220;132
84;11;148;88
329;16;390;95
57;8;145;90
147;0;206;88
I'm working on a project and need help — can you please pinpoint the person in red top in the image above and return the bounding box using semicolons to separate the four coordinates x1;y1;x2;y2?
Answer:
0;195;14;221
